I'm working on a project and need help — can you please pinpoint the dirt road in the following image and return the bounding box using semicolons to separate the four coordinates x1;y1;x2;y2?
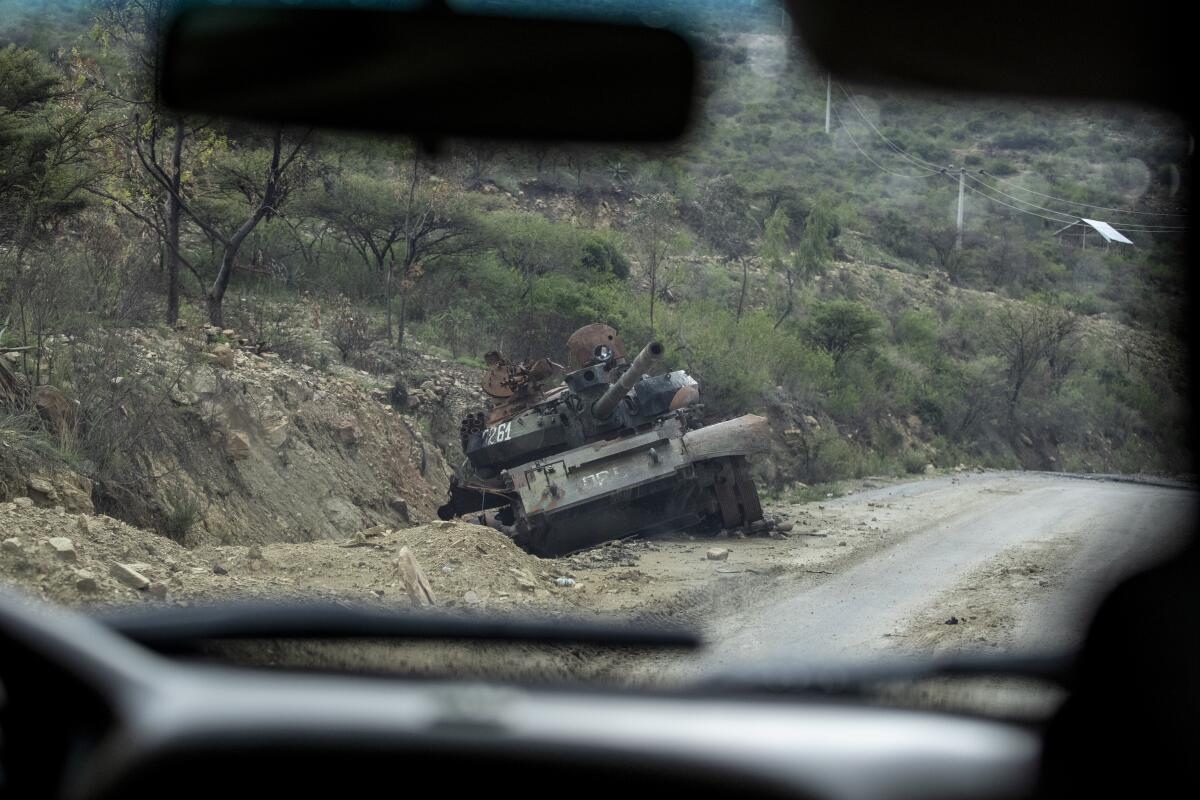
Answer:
3;469;1194;691
702;472;1196;672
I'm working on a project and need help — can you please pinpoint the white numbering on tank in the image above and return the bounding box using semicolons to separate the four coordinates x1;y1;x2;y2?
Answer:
580;466;621;491
482;421;513;446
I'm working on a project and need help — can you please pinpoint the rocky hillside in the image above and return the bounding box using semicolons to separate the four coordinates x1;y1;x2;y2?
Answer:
0;318;499;547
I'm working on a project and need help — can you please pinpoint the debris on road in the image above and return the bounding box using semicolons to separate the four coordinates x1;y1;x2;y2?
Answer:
110;562;150;590
395;546;436;606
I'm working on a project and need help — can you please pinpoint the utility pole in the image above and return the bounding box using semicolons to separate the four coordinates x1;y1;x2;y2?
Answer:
825;74;831;135
955;166;965;250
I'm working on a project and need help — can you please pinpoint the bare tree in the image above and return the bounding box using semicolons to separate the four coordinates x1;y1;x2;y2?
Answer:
393;153;477;347
922;224;968;284
89;0;191;323
993;304;1080;426
628;193;679;334
453;141;500;187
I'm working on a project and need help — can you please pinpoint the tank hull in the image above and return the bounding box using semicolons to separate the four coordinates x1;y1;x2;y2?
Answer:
506;414;769;556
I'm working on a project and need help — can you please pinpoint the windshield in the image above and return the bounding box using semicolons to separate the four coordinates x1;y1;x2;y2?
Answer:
1;0;1194;718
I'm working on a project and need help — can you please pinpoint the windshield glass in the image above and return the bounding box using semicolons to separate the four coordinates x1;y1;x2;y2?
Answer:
1;0;1194;717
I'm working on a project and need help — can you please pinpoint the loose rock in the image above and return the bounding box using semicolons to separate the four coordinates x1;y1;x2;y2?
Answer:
706;548;731;561
74;569;98;592
110;562;150;590
47;537;76;561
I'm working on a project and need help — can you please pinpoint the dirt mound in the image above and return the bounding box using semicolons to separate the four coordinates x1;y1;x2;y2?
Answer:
2;502;206;607
0;502;579;611
189;520;583;610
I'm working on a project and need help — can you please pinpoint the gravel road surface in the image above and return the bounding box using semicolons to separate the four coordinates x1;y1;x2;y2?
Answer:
703;472;1195;670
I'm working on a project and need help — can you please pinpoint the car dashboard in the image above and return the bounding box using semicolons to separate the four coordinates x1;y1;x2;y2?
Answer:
1;595;1039;800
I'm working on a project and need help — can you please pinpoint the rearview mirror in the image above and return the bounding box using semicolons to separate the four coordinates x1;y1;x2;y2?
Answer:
784;0;1184;110
161;5;696;142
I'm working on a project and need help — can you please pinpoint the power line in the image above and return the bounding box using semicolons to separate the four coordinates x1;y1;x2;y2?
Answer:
980;170;1189;218
957;178;1080;224
829;102;942;179
965;174;1187;230
835;82;1189;221
962;172;1077;221
959;177;1186;233
837;83;946;173
830;86;1187;235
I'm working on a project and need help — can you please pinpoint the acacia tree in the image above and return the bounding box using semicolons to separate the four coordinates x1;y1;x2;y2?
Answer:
761;208;791;326
628;192;679;335
490;210;584;355
806;300;880;365
0;47;95;266
691;175;757;321
772;199;836;329
307;169;408;308
1;46;111;375
137;125;310;326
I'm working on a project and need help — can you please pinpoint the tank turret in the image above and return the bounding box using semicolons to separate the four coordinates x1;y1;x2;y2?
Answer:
592;341;664;418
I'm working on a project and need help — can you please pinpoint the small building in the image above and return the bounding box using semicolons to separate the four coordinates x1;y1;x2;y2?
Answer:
1053;218;1134;249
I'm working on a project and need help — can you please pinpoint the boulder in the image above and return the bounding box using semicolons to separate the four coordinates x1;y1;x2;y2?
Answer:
169;387;198;406
74;570;99;592
60;475;93;514
26;476;58;503
208;345;236;369
706;547;730;561
189;366;219;396
389;497;410;522
332;418;361;446
32;385;78;435
224;430;252;460
262;414;290;448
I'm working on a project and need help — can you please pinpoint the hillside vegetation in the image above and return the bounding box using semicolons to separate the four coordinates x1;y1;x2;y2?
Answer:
1;1;1192;541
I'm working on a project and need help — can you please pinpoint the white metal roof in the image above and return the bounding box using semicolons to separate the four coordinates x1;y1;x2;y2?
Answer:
1080;218;1134;244
1053;217;1134;244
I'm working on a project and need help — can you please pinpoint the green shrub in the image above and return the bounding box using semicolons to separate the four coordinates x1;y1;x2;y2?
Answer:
902;450;929;474
805;300;881;364
162;490;204;544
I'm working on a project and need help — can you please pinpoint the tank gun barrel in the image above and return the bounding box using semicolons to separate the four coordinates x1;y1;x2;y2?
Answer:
592;341;664;418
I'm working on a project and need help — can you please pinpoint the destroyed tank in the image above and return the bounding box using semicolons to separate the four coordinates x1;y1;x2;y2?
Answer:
437;324;772;556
